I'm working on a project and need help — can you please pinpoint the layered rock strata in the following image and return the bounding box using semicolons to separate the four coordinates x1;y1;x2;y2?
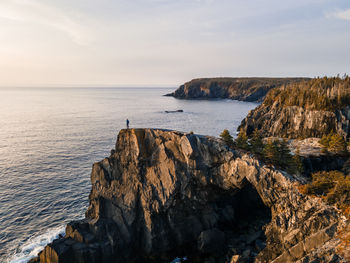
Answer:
31;129;347;263
166;78;309;102
239;102;350;139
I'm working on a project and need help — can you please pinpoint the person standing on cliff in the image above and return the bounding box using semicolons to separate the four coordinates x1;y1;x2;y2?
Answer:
126;119;130;129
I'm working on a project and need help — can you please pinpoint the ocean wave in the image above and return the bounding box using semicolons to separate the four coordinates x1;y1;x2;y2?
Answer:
8;226;65;263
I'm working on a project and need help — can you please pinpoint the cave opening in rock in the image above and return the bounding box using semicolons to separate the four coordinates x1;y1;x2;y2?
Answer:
232;183;271;228
209;181;272;262
146;181;273;263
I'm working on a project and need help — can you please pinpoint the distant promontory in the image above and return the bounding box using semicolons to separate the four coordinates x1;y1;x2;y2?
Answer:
165;77;310;102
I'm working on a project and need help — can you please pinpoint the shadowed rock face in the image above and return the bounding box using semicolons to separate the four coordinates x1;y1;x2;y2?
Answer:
31;129;347;263
165;78;309;102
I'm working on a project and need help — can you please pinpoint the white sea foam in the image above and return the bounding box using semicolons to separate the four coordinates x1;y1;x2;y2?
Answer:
8;226;65;263
171;256;188;263
0;88;258;261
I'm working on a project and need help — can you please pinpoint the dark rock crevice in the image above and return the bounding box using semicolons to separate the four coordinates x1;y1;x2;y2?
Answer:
210;183;272;263
30;129;347;263
302;155;348;177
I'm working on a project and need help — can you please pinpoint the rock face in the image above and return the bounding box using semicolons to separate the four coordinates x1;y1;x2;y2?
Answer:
165;78;309;102
32;129;347;263
239;101;350;139
274;138;348;177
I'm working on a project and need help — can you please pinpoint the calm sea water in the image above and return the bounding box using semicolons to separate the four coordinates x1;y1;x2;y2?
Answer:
0;87;258;262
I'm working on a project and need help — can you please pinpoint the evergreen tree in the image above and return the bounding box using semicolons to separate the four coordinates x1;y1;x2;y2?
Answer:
263;139;279;163
329;133;347;154
235;129;249;150
320;132;333;152
263;139;297;173
250;129;264;154
290;148;304;174
319;131;348;154
277;139;292;167
220;129;234;147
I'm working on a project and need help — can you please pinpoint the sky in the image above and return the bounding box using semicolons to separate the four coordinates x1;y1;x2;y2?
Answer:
0;0;349;87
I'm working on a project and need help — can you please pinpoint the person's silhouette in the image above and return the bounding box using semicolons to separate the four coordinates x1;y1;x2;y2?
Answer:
126;119;130;129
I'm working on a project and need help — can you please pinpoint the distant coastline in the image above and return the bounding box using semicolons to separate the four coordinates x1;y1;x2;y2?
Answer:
165;77;310;102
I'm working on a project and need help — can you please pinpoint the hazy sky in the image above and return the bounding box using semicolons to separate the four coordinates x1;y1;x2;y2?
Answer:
0;0;349;87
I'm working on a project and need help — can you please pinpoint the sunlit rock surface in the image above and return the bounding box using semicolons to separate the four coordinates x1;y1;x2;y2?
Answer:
239;102;350;140
31;129;347;263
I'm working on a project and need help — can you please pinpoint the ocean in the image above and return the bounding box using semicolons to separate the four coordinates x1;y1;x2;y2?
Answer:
0;87;258;262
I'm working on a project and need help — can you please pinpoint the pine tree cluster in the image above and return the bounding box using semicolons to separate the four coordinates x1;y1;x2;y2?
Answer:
220;129;304;174
320;132;348;154
263;75;350;111
301;170;350;212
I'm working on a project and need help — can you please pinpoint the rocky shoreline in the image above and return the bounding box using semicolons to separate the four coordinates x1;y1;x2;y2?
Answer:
30;129;348;263
29;77;350;262
165;78;309;102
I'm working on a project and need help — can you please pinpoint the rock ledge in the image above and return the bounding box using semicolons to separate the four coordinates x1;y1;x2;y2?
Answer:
31;129;347;263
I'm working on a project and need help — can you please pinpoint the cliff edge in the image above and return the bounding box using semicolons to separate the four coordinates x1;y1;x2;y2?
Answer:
166;78;309;102
31;129;347;263
239;77;350;139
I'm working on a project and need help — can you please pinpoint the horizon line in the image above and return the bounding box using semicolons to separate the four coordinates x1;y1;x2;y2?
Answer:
0;85;178;89
0;74;345;89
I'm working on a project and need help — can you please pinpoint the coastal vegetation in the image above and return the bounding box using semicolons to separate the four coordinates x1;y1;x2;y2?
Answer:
300;170;350;217
263;75;350;111
33;129;348;262
238;75;350;140
319;132;349;154
234;129;249;150
168;77;309;102
220;129;303;174
260;138;303;174
219;129;234;146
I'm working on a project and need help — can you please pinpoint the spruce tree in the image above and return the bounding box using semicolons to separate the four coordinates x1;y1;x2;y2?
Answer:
320;132;333;152
329;133;347;154
250;129;264;154
277;139;292;167
263;139;278;163
220;129;234;147
235;129;249;150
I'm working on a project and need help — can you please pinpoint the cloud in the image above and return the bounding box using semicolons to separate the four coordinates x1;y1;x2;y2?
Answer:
0;0;92;45
327;8;350;21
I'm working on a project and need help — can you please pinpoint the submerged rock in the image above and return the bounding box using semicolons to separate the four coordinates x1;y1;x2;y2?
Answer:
165;110;184;113
31;129;347;263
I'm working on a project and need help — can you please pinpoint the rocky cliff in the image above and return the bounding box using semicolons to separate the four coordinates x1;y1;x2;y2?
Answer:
165;78;309;102
239;102;350;139
31;129;348;263
239;77;350;139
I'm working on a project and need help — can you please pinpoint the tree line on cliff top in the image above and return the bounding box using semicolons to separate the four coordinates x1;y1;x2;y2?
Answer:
220;129;303;175
220;75;350;221
221;129;350;218
263;75;350;111
220;127;350;174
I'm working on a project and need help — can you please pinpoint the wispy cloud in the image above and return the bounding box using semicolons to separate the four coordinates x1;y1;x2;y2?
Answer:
326;8;350;21
0;0;349;86
0;0;92;45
